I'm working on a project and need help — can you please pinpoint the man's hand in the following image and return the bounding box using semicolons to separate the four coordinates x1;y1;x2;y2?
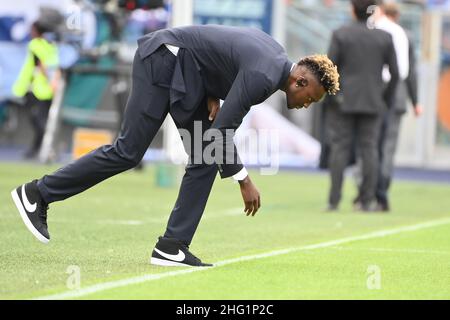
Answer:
239;175;261;216
414;104;423;117
207;97;220;121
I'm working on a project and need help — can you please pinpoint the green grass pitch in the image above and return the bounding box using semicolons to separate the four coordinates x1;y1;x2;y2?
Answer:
0;162;449;299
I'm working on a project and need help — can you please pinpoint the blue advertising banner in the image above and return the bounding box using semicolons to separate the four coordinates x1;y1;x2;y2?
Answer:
193;0;273;35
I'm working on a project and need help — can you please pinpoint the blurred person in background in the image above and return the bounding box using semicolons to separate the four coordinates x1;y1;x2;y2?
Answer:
354;1;422;212
11;25;339;267
12;21;60;159
325;0;399;212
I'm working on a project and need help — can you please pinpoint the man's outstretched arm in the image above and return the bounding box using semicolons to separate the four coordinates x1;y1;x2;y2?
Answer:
207;97;260;216
209;70;271;215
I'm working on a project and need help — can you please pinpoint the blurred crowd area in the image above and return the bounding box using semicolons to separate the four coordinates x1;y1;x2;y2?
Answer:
0;0;171;160
0;0;449;169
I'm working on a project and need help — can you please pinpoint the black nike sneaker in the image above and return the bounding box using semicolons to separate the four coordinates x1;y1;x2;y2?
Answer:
11;180;50;244
150;236;213;267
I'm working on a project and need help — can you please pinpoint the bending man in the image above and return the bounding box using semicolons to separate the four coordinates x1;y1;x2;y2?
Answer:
12;25;339;267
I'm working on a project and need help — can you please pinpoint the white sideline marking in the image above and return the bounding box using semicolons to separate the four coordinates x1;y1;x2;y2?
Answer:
33;217;450;300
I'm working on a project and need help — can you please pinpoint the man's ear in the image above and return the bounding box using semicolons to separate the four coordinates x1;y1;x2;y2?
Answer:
296;77;308;88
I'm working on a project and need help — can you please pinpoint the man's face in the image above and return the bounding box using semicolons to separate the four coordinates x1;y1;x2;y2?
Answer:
285;71;326;110
31;25;39;39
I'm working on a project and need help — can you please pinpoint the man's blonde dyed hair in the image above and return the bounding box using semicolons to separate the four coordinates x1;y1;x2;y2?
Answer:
298;54;340;95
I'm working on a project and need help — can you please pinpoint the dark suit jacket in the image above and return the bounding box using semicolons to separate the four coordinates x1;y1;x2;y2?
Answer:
327;21;399;114
137;25;292;178
384;35;419;114
404;36;418;110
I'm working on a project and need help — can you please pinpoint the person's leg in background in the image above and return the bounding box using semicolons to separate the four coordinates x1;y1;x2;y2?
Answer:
376;109;403;211
327;106;355;210
23;93;50;159
353;109;387;208
355;114;381;210
27;98;51;158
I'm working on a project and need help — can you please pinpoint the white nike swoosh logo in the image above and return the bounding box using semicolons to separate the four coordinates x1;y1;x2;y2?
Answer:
21;185;37;213
154;248;185;262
